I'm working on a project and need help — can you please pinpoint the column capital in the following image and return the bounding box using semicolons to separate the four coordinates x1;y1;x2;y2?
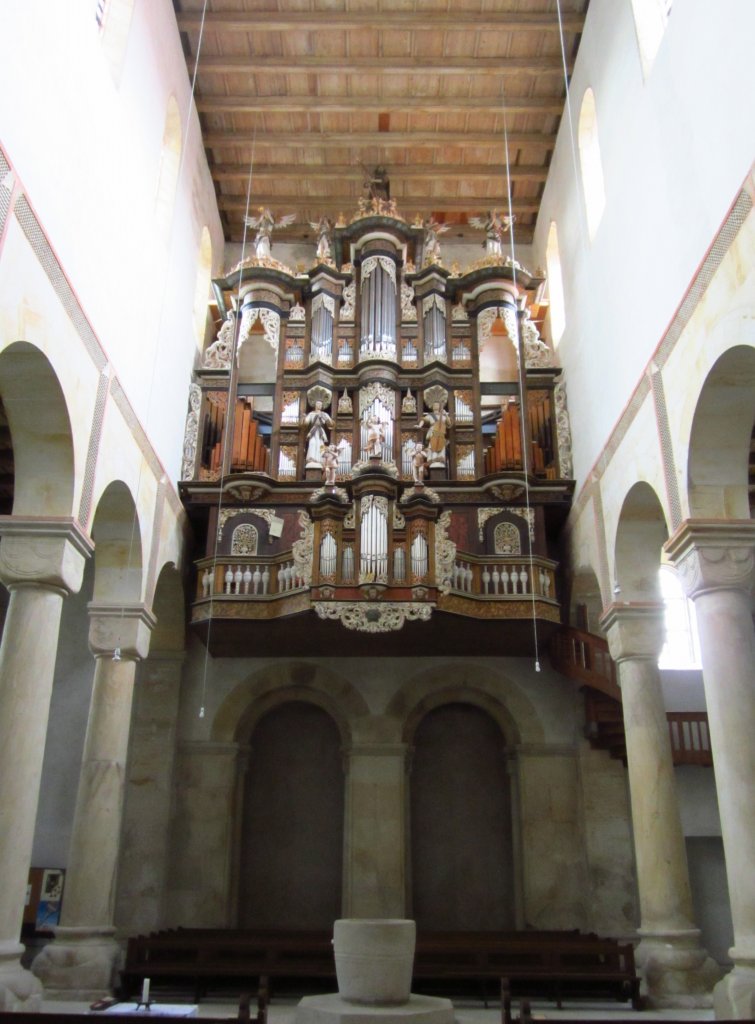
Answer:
663;518;755;599
599;602;665;663
0;516;93;595
87;602;156;660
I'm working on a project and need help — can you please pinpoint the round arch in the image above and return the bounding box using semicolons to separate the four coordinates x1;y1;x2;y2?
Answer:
212;660;370;747
0;341;75;517
149;561;184;652
613;480;669;602
687;344;755;519
90;480;144;604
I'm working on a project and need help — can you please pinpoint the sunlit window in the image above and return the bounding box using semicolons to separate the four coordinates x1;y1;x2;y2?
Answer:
630;0;673;77
193;227;213;348
577;88;606;240
155;96;182;241
96;0;134;84
544;221;566;346
658;565;701;669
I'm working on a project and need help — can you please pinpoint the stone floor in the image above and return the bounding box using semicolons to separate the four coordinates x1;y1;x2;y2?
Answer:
35;996;716;1021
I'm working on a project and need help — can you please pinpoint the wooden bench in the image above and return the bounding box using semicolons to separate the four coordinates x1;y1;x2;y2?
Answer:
121;928;639;1009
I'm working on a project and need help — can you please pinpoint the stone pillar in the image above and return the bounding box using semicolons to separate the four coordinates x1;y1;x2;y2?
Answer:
32;603;155;999
115;652;185;936
343;743;408;919
0;518;91;1012
665;519;755;1020
601;603;720;1007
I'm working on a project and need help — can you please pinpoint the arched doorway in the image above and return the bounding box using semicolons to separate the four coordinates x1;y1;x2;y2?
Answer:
409;702;514;930
238;701;344;929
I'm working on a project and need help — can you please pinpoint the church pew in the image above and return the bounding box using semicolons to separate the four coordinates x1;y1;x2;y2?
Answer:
121;928;639;1009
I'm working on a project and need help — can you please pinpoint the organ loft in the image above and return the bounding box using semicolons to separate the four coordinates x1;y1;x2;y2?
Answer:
180;185;575;654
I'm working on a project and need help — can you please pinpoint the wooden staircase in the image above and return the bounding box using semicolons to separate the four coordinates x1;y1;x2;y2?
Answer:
550;626;712;767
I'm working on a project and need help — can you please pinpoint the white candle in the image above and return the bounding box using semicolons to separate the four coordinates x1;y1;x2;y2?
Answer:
141;978;150;1005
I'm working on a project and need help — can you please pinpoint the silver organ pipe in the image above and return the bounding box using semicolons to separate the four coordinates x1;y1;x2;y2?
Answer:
360;260;396;359
360;496;388;582
423;299;446;362
411;532;428;580
319;531;337;577
310;295;334;364
342;545;355;583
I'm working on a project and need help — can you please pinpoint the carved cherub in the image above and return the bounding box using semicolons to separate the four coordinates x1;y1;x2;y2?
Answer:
310;216;333;262
422;217;450;265
321;443;339;487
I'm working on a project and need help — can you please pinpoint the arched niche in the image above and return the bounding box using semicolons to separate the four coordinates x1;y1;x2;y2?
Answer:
0;341;75;517
149;561;185;653
408;701;515;930
687;345;755;519
577;87;606;240
569;565;605;635
614;481;668;602
237;699;345;929
90;480;144;604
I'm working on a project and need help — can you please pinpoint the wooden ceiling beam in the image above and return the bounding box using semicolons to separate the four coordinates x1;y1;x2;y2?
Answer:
177;12;584;32
192;56;572;76
212;163;548;182
218;197;541;214
201;130;557;149
197;95;564;115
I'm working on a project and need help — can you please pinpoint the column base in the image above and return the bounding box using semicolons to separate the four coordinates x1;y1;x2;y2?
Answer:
31;926;120;1000
0;941;43;1012
713;962;755;1020
636;929;722;1008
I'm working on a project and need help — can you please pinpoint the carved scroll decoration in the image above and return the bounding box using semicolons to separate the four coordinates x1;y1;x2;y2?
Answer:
289;302;306;321
218;507;279;542
554;379;574;478
401;281;417;322
393;506;406;530
452;302;469;322
521;314;554;368
292;510;314;587
314;601;433;633
477;507;535;542
361;255;396;286
435;510;457;595
359;382;396;416
202;313;236;369
238;306;281;355
341;281;356;321
312;293;336;317
422;293;445;317
181;384;202;479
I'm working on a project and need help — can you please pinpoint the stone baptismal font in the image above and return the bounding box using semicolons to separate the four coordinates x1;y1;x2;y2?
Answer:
295;920;454;1024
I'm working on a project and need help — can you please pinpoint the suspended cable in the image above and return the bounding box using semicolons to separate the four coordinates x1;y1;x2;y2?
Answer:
197;120;259;718
500;75;541;674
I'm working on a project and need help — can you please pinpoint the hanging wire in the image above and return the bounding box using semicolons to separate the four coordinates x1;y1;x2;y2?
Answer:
197;121;259;719
499;75;541;674
111;0;211;662
555;0;589;243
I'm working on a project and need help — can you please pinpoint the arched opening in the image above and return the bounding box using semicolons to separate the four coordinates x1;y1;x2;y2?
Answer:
545;221;566;345
90;480;144;604
238;701;344;928
569;565;604;635
577;88;606;241
410;702;514;930
687;345;755;520
155;96;182;240
614;481;668;601
193;226;213;349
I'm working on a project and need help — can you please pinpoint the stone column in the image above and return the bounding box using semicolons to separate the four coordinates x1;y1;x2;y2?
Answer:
665;519;755;1020
32;603;155;999
0;518;91;1012
600;603;719;1007
115;652;185;936
343;743;409;919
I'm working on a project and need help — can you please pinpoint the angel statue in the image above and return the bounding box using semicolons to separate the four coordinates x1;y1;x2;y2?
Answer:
422;217;449;266
468;209;515;259
243;207;296;260
310;216;333;262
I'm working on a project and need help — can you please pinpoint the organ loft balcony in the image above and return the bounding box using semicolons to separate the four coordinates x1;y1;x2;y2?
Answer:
179;198;575;656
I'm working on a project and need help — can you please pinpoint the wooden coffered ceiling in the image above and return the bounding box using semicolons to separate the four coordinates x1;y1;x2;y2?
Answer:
173;1;589;246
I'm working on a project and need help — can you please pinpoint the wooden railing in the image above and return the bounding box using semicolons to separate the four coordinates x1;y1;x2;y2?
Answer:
449;556;557;600
552;627;713;767
667;712;712;766
550;626;620;700
195;555;306;601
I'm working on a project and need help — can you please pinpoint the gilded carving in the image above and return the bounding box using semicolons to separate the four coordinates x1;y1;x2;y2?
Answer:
435;510;456;596
181;384;202;480
313;601;433;633
554;380;574;479
292;510;314;587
